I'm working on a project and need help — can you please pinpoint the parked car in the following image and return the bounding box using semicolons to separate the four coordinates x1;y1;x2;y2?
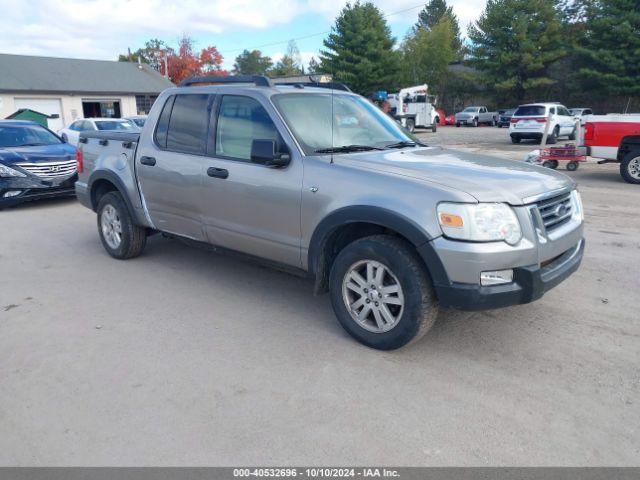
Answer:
58;118;137;145
387;84;439;132
569;108;593;125
126;115;148;128
582;114;640;184
509;103;577;144
0;120;78;208
75;75;584;350
444;114;456;126
497;108;516;128
455;106;498;127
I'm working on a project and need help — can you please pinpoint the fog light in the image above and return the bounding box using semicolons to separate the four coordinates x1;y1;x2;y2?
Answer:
481;269;514;286
3;190;22;198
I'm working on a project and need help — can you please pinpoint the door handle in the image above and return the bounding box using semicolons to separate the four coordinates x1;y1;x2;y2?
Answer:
207;167;229;179
140;156;156;166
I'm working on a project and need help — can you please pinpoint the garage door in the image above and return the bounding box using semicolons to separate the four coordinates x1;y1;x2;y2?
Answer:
13;98;64;132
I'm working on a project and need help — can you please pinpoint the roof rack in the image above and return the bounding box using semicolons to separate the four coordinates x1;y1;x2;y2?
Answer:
179;75;273;87
270;74;351;92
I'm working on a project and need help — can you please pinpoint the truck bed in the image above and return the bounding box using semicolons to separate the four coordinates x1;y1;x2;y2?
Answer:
79;131;141;143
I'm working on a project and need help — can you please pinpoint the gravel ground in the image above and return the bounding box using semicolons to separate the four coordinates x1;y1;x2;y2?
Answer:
1;127;638;466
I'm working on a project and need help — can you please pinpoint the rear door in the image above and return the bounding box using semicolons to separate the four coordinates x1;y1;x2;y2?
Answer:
557;106;575;135
136;93;213;241
199;94;303;267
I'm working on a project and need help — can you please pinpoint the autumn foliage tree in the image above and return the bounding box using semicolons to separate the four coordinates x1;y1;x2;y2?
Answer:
120;36;228;84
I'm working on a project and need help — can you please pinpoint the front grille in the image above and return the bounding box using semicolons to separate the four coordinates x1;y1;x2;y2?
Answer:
536;192;573;232
16;160;77;179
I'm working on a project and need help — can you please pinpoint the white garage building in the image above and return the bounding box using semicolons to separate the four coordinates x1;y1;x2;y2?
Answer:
0;53;174;132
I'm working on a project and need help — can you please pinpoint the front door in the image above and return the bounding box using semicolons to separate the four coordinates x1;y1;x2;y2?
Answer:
136;93;213;241
200;94;303;268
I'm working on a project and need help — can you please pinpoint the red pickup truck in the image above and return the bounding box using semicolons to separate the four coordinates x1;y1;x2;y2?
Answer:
583;114;640;184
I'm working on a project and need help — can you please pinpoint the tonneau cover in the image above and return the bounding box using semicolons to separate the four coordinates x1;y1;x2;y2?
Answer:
80;131;141;143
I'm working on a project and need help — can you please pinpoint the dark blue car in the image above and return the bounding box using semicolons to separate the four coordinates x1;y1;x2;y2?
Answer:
0;120;78;208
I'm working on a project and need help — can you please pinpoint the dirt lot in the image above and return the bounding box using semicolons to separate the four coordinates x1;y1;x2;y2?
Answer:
1;127;639;466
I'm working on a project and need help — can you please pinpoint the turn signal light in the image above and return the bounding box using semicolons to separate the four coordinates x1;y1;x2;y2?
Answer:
439;213;464;228
76;148;84;173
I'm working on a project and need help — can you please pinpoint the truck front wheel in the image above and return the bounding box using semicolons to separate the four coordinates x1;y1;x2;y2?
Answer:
620;151;640;184
97;191;147;259
329;235;439;350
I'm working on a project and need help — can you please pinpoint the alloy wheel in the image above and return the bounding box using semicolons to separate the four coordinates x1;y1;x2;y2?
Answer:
341;259;405;333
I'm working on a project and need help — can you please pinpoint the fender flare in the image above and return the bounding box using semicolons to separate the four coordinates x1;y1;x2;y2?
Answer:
87;170;139;222
307;205;449;287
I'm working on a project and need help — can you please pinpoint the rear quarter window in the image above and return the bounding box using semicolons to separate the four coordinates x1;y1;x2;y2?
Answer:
514;106;546;116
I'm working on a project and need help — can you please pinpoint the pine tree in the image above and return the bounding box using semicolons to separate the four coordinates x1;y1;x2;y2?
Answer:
575;0;640;98
269;40;303;77
307;57;320;74
319;1;399;95
233;50;273;75
415;0;462;52
468;0;566;103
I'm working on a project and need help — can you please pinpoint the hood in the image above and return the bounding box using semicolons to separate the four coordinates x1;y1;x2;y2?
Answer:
455;111;475;118
338;147;574;205
0;143;76;165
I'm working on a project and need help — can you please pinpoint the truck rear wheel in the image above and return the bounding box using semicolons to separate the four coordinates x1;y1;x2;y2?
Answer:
431;121;437;133
329;235;439;350
406;118;415;133
97;191;147;259
620;152;640;184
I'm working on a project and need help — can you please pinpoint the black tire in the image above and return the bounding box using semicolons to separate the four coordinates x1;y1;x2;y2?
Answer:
406;118;415;133
431;121;437;133
511;136;521;144
566;161;579;171
547;126;559;145
456;122;461;127
620;151;640;184
97;191;147;259
568;127;577;140
472;118;478;127
542;160;559;169
329;235;438;350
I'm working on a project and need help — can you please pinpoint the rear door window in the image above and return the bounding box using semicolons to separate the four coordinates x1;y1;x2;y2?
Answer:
165;94;211;155
514;106;546;116
154;95;175;149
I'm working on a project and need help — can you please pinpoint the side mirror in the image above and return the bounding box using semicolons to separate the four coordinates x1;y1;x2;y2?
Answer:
250;139;290;168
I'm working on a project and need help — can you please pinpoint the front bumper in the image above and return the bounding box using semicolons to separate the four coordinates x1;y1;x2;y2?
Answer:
0;173;77;208
432;239;584;310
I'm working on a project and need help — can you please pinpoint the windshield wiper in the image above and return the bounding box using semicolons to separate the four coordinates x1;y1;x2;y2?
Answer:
384;140;426;149
18;143;48;147
314;144;384;154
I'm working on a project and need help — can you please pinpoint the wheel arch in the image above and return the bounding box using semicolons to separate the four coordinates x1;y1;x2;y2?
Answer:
307;206;448;294
618;136;640;161
88;170;138;222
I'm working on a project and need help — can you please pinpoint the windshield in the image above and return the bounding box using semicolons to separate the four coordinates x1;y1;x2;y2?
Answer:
514;105;546;116
271;93;418;155
0;125;62;147
569;109;582;116
463;107;478;112
504;109;516;115
95;120;136;131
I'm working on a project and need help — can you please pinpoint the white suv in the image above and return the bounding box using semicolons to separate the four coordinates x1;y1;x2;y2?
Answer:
509;103;577;144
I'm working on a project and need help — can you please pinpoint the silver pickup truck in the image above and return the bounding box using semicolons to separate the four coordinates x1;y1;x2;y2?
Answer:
75;75;584;350
455;106;498;127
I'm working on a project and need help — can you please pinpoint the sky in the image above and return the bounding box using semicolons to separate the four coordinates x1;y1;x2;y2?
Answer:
0;0;487;70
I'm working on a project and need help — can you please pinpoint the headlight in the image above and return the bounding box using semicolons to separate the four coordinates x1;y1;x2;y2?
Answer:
0;164;26;178
437;202;522;245
571;189;584;222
